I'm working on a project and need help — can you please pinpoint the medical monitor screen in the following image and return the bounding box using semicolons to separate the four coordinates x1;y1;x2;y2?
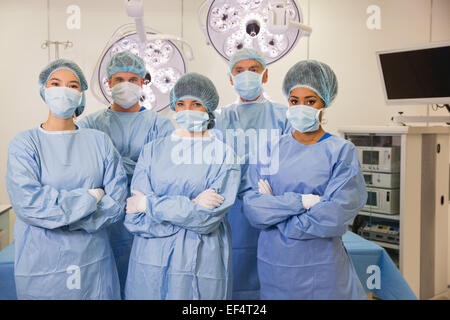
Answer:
364;174;373;185
379;45;450;101
367;192;377;206
363;151;379;165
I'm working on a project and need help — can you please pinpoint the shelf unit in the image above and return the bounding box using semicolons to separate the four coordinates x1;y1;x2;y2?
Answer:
339;125;449;300
358;211;400;221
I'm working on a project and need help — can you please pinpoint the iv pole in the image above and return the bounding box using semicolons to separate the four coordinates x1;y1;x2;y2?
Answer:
41;40;73;60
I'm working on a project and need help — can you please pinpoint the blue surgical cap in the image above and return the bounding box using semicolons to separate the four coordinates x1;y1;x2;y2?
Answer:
282;60;338;107
170;72;219;114
229;48;266;72
39;59;88;91
38;59;88;116
106;51;146;79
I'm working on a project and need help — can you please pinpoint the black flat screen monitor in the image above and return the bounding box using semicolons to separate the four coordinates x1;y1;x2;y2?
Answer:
377;42;450;105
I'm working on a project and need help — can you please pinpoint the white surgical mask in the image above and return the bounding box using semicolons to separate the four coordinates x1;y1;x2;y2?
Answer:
286;105;324;133
232;70;265;101
173;110;210;133
111;82;142;109
44;87;82;119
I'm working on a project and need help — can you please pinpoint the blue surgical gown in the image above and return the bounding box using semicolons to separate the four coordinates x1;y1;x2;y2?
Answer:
78;108;174;296
243;133;368;300
5;127;128;299
212;98;292;299
124;133;241;300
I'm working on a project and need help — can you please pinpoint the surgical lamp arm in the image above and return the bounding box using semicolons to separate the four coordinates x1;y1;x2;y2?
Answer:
198;0;214;45
268;0;312;35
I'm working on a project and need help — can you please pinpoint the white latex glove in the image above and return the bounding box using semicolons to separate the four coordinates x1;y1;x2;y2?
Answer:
192;189;224;209
88;188;105;204
126;190;147;214
258;179;273;195
301;194;322;210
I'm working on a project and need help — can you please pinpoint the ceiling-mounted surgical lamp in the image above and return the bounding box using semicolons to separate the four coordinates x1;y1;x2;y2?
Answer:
197;0;311;65
90;0;194;112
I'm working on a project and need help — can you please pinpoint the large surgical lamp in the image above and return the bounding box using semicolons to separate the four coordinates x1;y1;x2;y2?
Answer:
198;0;312;65
91;0;194;112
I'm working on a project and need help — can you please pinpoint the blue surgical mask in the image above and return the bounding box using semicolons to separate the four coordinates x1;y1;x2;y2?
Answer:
232;70;264;101
44;87;82;119
286;105;323;133
173;110;209;133
111;82;142;109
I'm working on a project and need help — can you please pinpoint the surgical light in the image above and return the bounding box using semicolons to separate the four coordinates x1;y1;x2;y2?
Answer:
91;1;194;112
198;0;311;65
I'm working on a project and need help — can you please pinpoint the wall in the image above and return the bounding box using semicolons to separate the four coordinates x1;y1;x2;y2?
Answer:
429;0;450;290
0;0;449;285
